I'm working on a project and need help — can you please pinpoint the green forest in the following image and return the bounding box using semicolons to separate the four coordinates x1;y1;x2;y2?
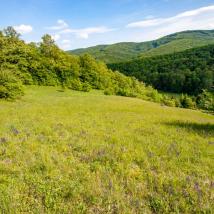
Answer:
0;27;214;112
0;27;160;101
109;45;214;95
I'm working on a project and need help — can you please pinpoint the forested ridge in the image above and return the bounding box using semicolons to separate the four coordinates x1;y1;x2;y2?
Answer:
69;30;214;64
109;45;214;95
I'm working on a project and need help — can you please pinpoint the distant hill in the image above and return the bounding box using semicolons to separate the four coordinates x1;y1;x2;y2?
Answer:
68;30;214;64
108;44;214;95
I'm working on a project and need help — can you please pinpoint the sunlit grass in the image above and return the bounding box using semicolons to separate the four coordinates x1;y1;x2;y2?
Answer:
0;86;213;213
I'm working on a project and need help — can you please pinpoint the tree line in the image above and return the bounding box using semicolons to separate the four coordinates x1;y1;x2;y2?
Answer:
0;27;161;101
0;27;213;112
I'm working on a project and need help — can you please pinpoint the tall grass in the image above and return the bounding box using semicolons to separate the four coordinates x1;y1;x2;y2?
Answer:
0;86;213;213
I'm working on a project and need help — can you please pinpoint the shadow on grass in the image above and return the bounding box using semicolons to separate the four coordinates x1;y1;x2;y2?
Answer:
164;121;214;137
57;89;65;93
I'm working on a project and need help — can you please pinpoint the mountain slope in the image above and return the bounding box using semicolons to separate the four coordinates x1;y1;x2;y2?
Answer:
109;44;214;94
69;30;214;63
140;38;214;58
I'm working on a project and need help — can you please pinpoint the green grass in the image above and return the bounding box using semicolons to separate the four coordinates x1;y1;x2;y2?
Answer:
140;38;214;58
0;86;214;213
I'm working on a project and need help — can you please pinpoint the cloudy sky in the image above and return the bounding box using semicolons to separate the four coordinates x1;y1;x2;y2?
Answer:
0;0;214;50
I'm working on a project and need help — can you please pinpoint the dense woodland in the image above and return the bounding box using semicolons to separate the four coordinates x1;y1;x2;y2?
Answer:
109;45;214;95
0;27;161;101
0;27;213;112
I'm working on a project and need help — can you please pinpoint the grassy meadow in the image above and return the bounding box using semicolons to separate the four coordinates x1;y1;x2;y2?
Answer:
0;86;214;213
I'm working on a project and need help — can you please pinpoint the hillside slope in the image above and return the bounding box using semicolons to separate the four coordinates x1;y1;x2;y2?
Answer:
0;29;162;103
69;30;214;63
109;44;214;94
0;86;213;213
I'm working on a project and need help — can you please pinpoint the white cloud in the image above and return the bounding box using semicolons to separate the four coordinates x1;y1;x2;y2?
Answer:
177;5;214;18
47;19;68;30
126;5;214;29
51;34;61;41
47;19;115;40
13;24;33;34
127;18;164;28
60;26;115;39
123;4;214;43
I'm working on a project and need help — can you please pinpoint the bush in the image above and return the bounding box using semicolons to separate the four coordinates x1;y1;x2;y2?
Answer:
81;82;91;92
145;87;162;102
175;98;182;108
68;79;83;91
104;87;115;95
179;94;196;109
162;97;176;107
116;88;130;97
196;90;214;111
0;70;24;100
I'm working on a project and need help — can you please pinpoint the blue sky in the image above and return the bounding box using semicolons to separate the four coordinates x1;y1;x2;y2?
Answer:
0;0;214;50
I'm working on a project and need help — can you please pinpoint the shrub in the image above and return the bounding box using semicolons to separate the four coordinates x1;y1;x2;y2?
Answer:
196;90;214;111
175;98;182;108
116;88;129;97
104;87;115;95
81;82;91;92
0;69;24;100
68;79;83;91
145;87;162;102
162;98;176;107
179;94;196;109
